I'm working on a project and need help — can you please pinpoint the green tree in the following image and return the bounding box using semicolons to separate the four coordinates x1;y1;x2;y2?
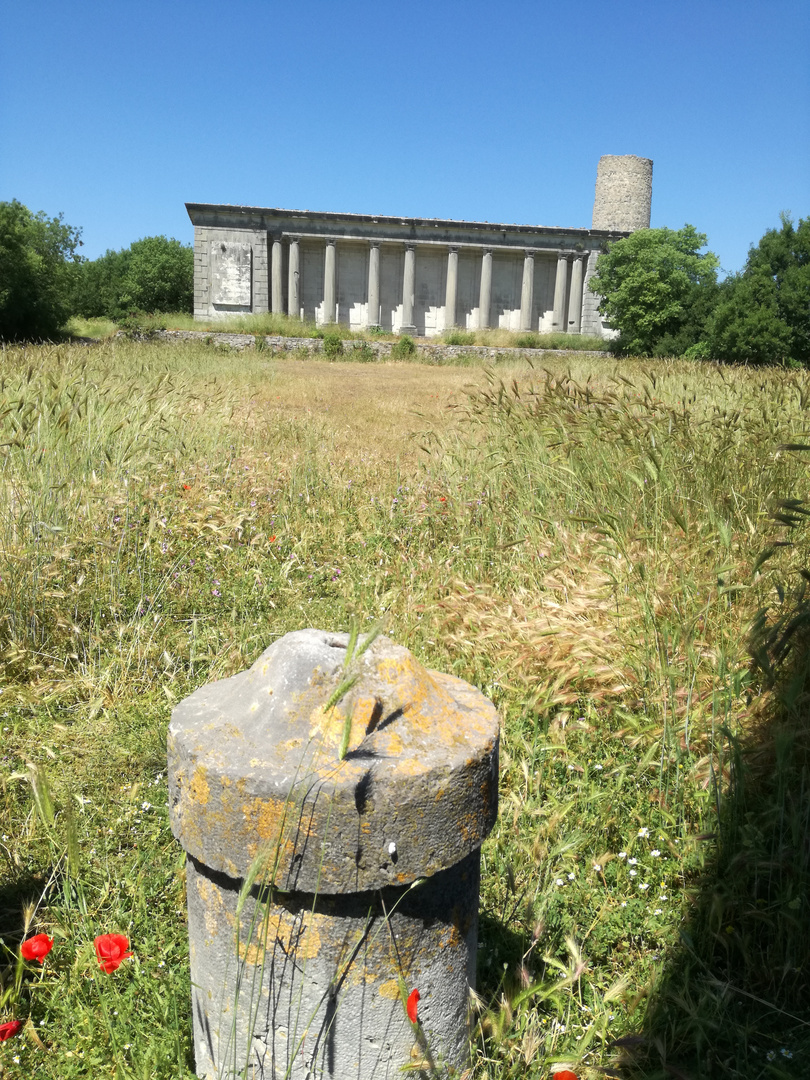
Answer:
70;247;131;318
119;235;193;315
707;214;809;365
588;224;719;356
0;200;83;340
72;235;193;318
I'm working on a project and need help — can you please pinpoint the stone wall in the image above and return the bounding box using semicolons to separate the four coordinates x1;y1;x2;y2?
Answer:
146;328;610;362
194;226;268;319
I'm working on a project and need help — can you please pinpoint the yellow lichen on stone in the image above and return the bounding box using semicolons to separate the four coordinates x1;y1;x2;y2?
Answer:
383;730;404;758
238;909;322;964
190;766;210;806
307;699;374;755
242;796;286;843
377;978;402;1000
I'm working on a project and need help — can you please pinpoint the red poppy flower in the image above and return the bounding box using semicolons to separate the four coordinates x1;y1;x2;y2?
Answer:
0;1020;23;1042
269;535;277;543
182;484;191;490
406;988;420;1024
438;496;446;503
94;934;132;973
21;933;53;964
554;1071;578;1080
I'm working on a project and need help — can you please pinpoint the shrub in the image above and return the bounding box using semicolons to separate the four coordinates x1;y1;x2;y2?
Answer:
118;310;166;339
322;330;344;358
350;342;376;362
391;334;416;359
682;340;712;360
514;333;541;349
444;330;476;346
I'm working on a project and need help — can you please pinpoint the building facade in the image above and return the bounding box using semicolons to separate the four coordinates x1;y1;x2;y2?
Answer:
187;155;652;339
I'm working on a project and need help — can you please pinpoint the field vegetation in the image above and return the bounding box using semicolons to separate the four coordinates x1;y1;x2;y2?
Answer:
65;309;608;355
0;339;809;1078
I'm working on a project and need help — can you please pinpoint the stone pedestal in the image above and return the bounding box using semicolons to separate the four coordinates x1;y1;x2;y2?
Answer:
168;629;499;1080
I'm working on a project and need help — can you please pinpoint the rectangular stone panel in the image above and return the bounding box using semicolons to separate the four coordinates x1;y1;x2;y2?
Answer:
210;241;252;307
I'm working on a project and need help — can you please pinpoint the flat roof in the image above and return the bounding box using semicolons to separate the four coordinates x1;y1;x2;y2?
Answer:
185;202;626;240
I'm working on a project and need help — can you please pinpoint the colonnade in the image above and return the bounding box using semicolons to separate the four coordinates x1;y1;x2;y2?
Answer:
271;237;589;334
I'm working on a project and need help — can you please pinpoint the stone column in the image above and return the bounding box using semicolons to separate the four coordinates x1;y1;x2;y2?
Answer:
366;242;380;328
478;249;492;330
271;239;283;315
567;254;585;334
401;244;417;335
168;629;499;1080
444;247;459;331
323;240;337;325
287;237;301;320
519;250;535;332
551;253;569;333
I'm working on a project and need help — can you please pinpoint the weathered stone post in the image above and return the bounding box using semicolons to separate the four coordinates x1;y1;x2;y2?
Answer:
168;629;499;1080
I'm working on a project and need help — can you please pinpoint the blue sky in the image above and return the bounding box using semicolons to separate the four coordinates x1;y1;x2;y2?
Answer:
1;0;807;276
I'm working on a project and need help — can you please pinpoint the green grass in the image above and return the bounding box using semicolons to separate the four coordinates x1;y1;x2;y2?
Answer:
62;316;119;341
0;342;808;1077
440;328;607;352
159;310;372;340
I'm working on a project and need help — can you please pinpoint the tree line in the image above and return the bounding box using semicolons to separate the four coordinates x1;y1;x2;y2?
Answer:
0;197;807;365
0;200;192;340
588;216;809;365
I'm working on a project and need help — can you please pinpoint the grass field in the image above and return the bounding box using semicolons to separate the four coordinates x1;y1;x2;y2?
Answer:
0;337;809;1078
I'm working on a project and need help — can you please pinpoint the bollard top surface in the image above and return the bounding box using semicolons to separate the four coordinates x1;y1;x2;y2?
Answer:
168;629;499;892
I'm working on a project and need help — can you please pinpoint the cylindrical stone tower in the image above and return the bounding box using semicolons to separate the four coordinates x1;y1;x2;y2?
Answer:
592;154;653;232
168;629;499;1080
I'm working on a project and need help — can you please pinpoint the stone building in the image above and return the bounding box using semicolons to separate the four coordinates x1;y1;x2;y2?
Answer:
187;155;651;339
